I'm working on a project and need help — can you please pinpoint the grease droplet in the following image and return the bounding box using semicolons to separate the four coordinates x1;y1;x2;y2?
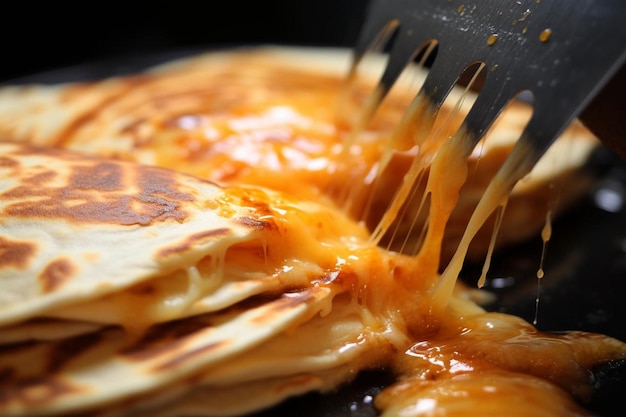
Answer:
539;28;552;42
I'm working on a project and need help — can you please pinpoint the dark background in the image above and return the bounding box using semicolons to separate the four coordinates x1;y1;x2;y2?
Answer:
0;1;371;83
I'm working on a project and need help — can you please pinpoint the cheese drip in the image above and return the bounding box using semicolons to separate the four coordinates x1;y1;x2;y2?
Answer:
435;137;542;309
337;66;484;301
534;210;552;325
337;58;565;324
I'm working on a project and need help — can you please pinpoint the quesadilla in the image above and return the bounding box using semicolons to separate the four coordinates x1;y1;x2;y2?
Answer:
0;47;624;417
0;48;599;263
1;140;623;417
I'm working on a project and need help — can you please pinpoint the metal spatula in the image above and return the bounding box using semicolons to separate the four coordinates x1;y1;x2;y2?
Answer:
348;0;626;296
351;0;626;173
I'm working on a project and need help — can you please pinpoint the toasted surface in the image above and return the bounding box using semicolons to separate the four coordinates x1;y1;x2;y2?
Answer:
0;141;257;326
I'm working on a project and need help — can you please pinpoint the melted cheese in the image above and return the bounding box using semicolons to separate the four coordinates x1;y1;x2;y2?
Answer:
329;50;625;415
0;48;620;417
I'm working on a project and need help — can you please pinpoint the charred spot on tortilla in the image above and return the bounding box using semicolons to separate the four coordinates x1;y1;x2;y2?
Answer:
236;216;274;231
46;332;104;373
121;315;222;362
69;162;124;192
123;316;213;357
252;291;318;319
151;341;232;372
1;147;196;226
38;258;75;293
0;236;36;269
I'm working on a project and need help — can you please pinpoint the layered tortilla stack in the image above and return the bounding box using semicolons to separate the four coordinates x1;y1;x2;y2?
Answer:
0;48;624;416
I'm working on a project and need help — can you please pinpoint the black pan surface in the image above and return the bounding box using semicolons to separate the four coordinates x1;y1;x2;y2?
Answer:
3;48;626;417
